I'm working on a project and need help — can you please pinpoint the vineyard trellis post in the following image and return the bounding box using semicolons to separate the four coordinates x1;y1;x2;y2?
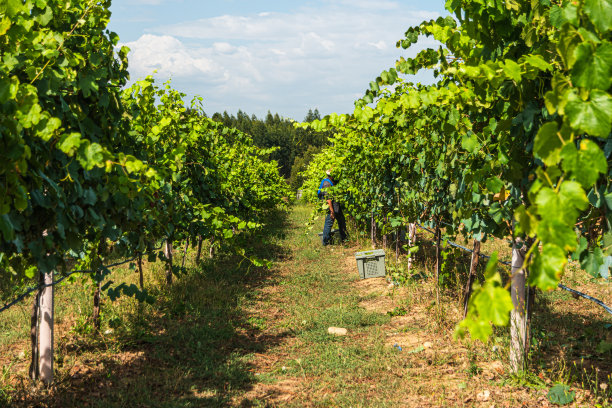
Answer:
28;275;41;381
395;230;400;262
39;270;54;384
209;237;215;259
463;239;481;318
93;281;101;332
510;238;529;373
137;255;144;289
407;223;416;271
164;240;173;285
434;222;441;305
371;211;376;248
195;236;203;263
181;237;189;269
383;215;388;249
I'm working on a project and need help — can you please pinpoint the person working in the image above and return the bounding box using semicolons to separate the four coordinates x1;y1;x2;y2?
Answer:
317;169;348;245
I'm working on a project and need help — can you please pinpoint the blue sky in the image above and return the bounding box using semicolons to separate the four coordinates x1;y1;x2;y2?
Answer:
108;1;448;121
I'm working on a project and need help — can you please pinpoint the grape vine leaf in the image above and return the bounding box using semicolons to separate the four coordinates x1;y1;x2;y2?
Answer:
560;140;608;187
583;0;612;33
530;244;567;290
534;122;563;166
565;90;612;137
571;41;612;90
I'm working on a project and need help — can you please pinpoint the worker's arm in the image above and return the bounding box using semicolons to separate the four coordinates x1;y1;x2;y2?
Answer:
327;199;335;219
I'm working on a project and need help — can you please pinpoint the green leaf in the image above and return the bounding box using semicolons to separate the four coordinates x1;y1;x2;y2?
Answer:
125;157;143;173
25;266;36;279
523;54;552;71
0;214;15;241
555;181;588;228
485;177;504;194
79;75;99;98
5;0;25;17
455;316;493;342
547;384;575;405
58;133;82;155
502;59;521;83
556;27;581;68
571;41;612;90
534;122;564;166
514;205;538;237
583;0;612;33
13;190;27;212
537;219;576;251
78;142;105;170
565;90;612;137
530;244;567;290
581;247;604;277
461;134;479;153
0;17;11;36
35;6;53;26
561;140;608;187
474;281;513;326
572;236;588;260
483;252;499;280
535;187;561;217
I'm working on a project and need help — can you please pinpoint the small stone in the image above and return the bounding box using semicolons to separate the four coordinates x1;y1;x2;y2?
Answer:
423;341;433;348
328;327;348;336
476;390;490;402
104;329;113;335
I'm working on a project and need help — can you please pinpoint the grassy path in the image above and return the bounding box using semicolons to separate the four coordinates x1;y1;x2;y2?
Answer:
2;204;611;407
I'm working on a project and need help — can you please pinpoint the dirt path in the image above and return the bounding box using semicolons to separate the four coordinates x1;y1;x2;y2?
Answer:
223;207;551;407
225;205;611;407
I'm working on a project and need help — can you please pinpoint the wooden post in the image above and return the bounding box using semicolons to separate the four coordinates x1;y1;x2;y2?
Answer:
93;280;101;332
164;240;173;285
38;270;54;384
434;224;441;305
510;238;528;373
382;215;387;249
181;237;189;269
463;239;481;318
29;277;41;381
195;236;203;264
209;237;215;259
407;223;416;271
371;211;376;248
395;229;400;262
137;255;144;290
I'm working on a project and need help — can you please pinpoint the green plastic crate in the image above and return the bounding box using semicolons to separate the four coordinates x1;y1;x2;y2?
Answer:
355;249;386;279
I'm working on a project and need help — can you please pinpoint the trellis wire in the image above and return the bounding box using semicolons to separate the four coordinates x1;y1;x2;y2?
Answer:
411;223;611;315
0;245;163;314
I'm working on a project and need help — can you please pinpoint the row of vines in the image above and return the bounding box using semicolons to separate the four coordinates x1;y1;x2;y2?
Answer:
0;0;288;383
299;0;611;370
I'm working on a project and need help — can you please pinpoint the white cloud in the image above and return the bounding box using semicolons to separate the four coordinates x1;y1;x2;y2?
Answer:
123;34;226;79
123;5;441;119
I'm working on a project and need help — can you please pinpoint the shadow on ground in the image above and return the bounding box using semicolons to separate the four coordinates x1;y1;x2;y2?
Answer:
12;209;292;408
531;291;612;387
